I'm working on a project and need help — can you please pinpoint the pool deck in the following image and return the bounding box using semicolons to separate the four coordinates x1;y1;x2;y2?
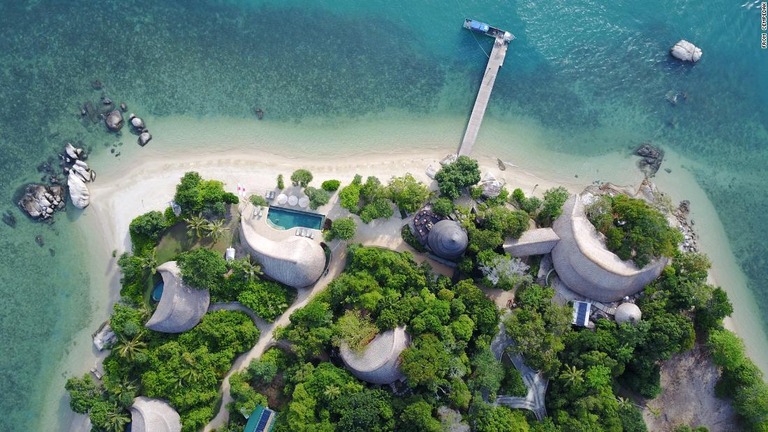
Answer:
242;203;324;245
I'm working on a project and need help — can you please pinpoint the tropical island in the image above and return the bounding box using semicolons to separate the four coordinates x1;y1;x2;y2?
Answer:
64;154;768;432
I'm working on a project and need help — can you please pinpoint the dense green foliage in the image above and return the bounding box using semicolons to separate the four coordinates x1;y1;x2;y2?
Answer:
432;197;454;217
277;174;285;190
708;329;768;431
326;217;357;241
511;188;543;215
435;156;481;200
386;173;430;214
129;211;171;252
304;186;331;209
177;248;228;291
173;171;239;218
536;187;569;227
237;280;297;322
321;179;341;191
68;308;259;432
587;194;682;267
265;246;501;431
290;169;314;187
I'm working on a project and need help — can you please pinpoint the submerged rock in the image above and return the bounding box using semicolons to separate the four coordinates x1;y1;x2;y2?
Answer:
138;131;152;147
129;113;145;131
634;143;664;177
2;210;16;228
105;110;124;131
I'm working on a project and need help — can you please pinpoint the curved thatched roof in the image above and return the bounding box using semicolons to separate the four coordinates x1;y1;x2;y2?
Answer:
145;261;210;333
427;220;468;260
240;217;325;288
551;195;667;302
340;326;410;385
129;397;181;432
615;302;642;325
504;228;560;257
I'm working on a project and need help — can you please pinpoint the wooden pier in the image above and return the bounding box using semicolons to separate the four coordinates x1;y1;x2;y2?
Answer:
458;20;514;156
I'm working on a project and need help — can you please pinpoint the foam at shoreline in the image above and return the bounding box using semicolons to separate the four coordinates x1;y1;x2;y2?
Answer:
48;114;768;430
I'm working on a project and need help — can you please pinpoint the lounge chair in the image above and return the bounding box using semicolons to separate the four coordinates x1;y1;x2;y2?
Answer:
309;232;314;239
295;228;301;236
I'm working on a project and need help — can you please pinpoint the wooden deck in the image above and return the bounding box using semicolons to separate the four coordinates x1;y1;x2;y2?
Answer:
458;36;509;156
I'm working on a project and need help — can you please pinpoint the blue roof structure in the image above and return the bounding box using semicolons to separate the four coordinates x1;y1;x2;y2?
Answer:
572;301;591;327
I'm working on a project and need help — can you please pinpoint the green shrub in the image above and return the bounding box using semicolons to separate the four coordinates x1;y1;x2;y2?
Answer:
435;156;480;200
401;224;427;252
249;195;268;207
277;174;285;190
326;217;357;241
321;179;341;191
432;197;454;217
304;186;331;210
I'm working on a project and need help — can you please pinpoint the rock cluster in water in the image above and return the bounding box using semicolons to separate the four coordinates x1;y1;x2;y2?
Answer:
80;84;152;146
17;183;66;220
670;40;702;62
634;143;664;177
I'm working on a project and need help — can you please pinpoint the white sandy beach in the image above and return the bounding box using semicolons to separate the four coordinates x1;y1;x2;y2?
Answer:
45;115;768;430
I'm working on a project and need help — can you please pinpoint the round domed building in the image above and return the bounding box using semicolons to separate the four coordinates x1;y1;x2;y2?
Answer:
615;302;642;325
427;220;468;260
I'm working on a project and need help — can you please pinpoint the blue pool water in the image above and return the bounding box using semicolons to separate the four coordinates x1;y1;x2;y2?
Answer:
152;282;164;302
267;207;325;230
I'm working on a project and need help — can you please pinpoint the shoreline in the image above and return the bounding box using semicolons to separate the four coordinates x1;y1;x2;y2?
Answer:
46;116;768;430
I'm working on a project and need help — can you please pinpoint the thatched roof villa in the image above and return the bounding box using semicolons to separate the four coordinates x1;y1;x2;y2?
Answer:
340;326;410;385
550;195;667;303
240;211;325;289
427;220;468;260
129;396;182;432
504;227;560;257
145;261;210;333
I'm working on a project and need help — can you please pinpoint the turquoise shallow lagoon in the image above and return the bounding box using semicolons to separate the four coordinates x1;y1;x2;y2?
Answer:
0;1;766;430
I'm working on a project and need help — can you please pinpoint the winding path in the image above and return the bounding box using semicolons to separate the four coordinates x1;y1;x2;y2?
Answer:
203;243;349;431
490;315;548;421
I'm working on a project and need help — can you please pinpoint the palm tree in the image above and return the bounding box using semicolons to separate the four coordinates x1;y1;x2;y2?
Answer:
205;218;229;243
137;250;157;276
559;365;584;389
102;404;130;432
114;333;147;362
238;255;263;281
184;213;208;240
324;384;341;400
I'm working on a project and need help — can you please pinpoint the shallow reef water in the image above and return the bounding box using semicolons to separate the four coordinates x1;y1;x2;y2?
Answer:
0;0;766;430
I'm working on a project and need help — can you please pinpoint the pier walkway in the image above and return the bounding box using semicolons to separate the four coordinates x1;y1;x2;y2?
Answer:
458;22;513;156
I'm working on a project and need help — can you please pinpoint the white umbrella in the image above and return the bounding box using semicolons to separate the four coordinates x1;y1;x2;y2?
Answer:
298;197;310;208
276;193;288;205
288;195;299;206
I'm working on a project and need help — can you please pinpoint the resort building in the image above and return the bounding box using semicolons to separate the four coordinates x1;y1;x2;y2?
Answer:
129;397;182;432
145;261;210;333
504;228;560;257
240;206;325;289
550;195;667;303
614;302;642;325
427;220;468;260
340;326;411;385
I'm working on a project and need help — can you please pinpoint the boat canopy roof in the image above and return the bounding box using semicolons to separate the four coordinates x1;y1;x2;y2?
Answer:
465;19;490;33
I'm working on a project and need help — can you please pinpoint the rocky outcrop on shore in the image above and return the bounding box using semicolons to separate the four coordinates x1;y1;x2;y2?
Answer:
634;143;664;177
64;145;95;209
674;200;699;252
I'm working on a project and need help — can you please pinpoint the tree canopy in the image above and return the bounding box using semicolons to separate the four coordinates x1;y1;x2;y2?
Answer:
435;156;481;200
290;169;314;187
173;171;238;218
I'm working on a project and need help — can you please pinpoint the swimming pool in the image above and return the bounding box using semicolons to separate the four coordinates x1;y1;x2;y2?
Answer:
267;206;325;230
151;282;164;302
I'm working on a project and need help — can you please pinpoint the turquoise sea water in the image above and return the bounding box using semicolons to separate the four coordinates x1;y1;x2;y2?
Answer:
0;1;766;430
